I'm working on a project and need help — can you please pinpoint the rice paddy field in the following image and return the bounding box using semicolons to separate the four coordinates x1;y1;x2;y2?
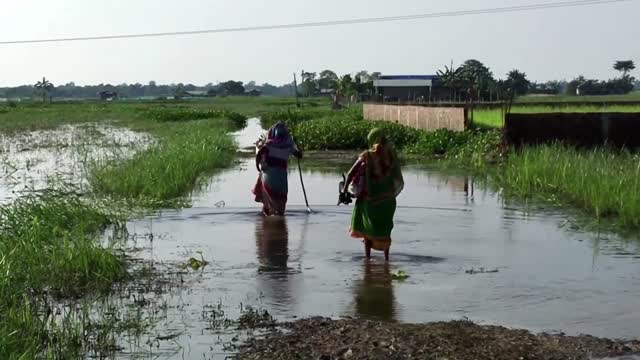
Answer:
1;97;640;359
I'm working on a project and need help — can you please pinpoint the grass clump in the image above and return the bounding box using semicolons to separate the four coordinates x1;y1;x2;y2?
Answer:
497;145;640;229
0;189;128;358
88;120;236;207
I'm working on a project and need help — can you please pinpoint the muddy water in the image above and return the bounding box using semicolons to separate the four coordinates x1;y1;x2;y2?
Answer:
112;120;640;358
0;124;150;204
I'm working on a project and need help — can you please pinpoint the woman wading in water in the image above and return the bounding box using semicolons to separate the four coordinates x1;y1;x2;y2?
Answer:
253;122;302;216
342;128;404;261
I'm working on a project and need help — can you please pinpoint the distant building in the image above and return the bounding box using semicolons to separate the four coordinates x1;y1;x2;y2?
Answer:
98;91;118;101
244;89;262;97
373;75;446;102
319;88;335;96
183;90;209;98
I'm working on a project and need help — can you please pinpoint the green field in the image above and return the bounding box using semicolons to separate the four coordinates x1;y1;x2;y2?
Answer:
515;91;640;103
473;104;640;128
0;96;329;133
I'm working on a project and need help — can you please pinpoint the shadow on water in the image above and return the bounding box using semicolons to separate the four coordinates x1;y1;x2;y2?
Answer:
353;261;397;322
255;215;292;274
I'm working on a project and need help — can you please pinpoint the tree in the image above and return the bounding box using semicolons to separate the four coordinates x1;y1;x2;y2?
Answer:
318;70;338;92
354;70;376;95
505;69;530;96
459;59;494;101
301;71;317;97
614;60;636;77
221;80;245;95
34;76;54;103
437;64;464;101
333;74;355;107
174;83;185;99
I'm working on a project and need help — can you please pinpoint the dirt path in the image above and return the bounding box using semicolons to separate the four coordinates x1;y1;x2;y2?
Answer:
236;318;640;360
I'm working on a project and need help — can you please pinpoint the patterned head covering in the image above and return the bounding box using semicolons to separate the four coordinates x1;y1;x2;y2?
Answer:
266;122;294;149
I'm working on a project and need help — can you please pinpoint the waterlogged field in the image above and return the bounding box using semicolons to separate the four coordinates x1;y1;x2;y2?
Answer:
0;101;248;358
1;98;640;359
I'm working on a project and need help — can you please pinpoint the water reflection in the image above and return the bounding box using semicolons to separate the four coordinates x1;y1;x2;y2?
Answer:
255;215;292;307
353;261;397;322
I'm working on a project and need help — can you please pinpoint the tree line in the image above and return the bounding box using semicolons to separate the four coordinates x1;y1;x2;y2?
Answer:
1;60;638;101
0;80;298;100
435;59;638;102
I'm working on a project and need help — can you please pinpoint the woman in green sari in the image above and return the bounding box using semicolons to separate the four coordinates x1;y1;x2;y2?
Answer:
342;128;404;261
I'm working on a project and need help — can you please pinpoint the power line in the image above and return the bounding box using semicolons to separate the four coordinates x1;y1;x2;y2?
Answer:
0;0;633;45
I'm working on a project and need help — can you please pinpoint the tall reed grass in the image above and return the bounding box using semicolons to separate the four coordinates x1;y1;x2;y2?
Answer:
498;145;640;229
0;189;128;358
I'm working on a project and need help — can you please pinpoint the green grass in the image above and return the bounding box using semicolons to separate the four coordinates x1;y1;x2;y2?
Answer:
0;189;129;358
0;96;329;133
497;145;640;230
88;119;237;207
473;104;640;128
515;92;640;103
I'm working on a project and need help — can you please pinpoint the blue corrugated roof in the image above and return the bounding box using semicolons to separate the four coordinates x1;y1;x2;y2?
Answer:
378;75;440;80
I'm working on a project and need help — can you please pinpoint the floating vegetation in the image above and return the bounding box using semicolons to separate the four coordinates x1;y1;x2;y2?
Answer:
465;267;499;275
391;270;410;281
186;251;209;271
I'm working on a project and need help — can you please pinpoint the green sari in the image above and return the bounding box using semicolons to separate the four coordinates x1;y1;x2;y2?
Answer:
350;128;404;251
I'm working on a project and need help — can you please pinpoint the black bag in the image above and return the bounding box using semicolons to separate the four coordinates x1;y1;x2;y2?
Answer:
337;174;354;206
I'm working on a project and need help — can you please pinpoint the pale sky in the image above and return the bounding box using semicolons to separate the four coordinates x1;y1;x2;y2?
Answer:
1;0;639;87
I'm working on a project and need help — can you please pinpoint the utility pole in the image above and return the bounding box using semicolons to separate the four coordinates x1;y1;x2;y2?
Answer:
293;72;300;108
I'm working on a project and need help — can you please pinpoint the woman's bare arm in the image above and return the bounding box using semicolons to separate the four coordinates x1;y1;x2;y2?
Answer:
255;147;267;172
343;157;364;193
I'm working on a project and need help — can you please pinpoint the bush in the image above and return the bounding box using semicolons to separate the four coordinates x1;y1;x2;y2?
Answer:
292;117;420;151
291;113;502;166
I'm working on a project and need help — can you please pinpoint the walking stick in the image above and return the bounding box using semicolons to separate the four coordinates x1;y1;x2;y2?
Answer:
297;158;312;214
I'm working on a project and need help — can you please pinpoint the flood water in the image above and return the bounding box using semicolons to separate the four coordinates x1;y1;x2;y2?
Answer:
110;119;640;358
0;124;150;204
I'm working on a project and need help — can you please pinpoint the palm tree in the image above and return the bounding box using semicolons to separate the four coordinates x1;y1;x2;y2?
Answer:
334;74;354;108
437;64;464;101
34;77;54;103
506;69;530;97
613;60;636;77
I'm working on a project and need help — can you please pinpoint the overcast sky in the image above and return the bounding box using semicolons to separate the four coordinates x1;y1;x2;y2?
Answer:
1;0;639;87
